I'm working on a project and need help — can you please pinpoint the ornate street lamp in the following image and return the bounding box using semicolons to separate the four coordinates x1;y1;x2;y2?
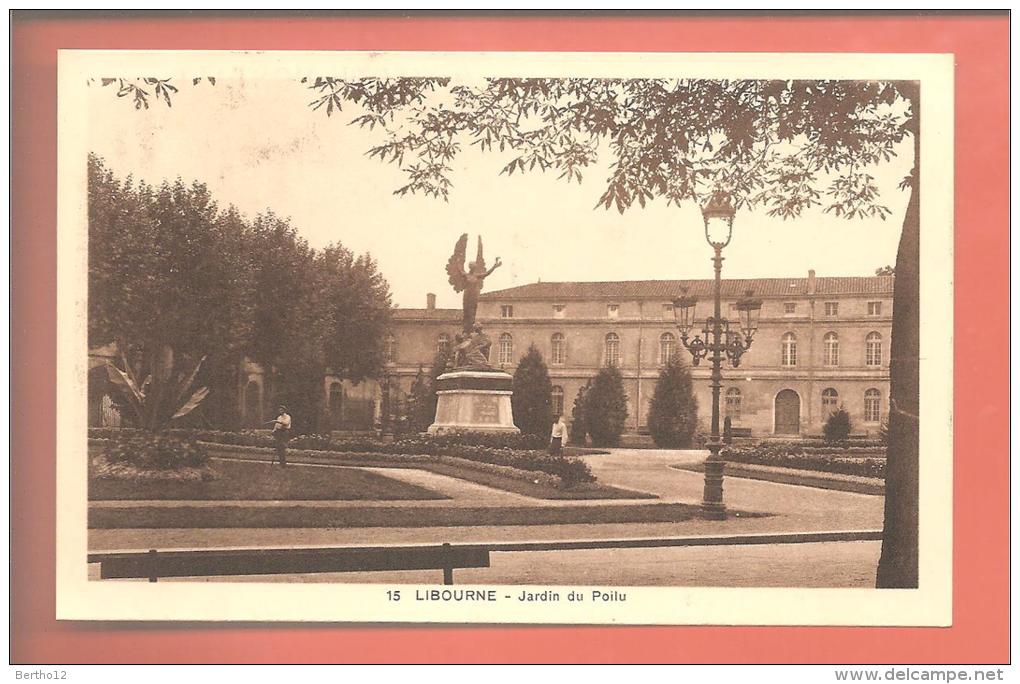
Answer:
672;192;763;520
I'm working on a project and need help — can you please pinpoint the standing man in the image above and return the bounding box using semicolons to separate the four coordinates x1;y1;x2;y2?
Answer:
549;414;569;456
268;405;292;467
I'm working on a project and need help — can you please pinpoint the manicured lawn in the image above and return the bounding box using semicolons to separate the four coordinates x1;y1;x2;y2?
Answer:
89;459;448;502
87;502;759;529
206;448;654;500
421;461;654;500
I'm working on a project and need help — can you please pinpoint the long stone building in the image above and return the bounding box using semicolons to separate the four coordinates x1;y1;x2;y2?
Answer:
372;270;893;438
90;270;893;439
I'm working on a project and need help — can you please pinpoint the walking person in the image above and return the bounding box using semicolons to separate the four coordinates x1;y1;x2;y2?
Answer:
548;414;568;456
267;405;292;467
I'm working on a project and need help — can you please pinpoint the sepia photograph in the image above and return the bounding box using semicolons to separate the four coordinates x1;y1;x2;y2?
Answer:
55;49;954;625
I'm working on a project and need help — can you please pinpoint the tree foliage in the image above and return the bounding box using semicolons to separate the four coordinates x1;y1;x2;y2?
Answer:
584;366;629;447
302;77;912;219
88;154;393;432
823;406;853;444
406;349;453;433
511;345;554;438
569;379;592;446
408;367;434;433
647;353;699;448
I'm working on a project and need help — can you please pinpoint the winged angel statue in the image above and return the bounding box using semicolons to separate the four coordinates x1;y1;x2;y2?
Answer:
446;233;502;333
445;234;502;369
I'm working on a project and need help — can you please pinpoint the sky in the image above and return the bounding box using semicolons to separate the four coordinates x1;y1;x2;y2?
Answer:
87;77;913;309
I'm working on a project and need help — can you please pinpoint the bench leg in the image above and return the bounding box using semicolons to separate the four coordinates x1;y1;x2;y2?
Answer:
442;543;453;585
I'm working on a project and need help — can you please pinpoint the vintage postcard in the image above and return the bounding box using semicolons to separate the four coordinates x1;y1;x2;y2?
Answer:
56;49;953;624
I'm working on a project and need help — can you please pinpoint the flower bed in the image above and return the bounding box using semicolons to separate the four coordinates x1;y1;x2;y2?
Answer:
90;454;217;483
761;438;886;452
90;432;217;483
725;441;885;479
88;428;594;488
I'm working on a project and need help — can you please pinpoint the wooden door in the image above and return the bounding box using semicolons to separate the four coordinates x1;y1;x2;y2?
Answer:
774;389;801;435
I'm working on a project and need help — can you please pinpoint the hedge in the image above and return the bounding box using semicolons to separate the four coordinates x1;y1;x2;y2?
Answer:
725;443;885;479
87;428;594;488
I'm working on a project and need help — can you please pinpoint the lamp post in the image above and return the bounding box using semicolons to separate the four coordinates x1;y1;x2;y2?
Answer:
672;192;763;520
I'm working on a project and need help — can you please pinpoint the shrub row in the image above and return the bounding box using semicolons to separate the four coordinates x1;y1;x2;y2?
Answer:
88;428;593;488
768;438;885;450
751;441;885;457
725;446;885;479
88;428;547;452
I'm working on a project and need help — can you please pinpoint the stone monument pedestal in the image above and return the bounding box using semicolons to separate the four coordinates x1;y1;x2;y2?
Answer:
427;369;519;435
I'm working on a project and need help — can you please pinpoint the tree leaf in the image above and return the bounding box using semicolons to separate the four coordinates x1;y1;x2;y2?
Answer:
171;386;210;420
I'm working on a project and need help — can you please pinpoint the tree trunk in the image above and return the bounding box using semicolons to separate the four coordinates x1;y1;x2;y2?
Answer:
876;84;920;588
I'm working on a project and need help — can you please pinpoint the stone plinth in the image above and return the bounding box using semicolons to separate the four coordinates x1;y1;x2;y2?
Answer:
427;370;519;435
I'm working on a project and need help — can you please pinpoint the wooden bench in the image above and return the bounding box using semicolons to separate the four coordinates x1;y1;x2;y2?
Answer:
88;543;490;585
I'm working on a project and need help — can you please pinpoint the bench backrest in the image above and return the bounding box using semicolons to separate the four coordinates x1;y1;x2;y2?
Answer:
88;543;490;584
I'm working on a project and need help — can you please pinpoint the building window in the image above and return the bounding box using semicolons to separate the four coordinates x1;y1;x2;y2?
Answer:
437;333;450;356
501;305;514;318
551;385;565;417
867;301;883;316
384;332;397;364
663;303;674;319
784;302;797;315
824;301;839;316
607;304;620;319
822;388;839;416
553;304;566;318
498;333;514;365
866;332;883;366
604;333;620;366
725;387;742;420
864;388;881;423
659;332;676;366
823;332;840;366
781;332;797;367
551;333;566;365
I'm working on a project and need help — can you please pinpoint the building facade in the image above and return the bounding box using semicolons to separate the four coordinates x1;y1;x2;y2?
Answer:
89;272;893;439
378;271;893;438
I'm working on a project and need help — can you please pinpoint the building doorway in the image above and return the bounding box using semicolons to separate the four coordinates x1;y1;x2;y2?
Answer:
774;389;801;435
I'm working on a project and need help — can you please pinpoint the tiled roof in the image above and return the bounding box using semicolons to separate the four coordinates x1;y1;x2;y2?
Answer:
392;307;461;320
479;276;893;300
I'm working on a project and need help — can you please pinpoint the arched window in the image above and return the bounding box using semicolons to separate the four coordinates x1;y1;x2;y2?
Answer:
384;332;397;364
604;333;621;366
781;332;798;367
866;332;883;367
437;333;450;356
822;388;839;415
498;333;514;365
659;332;676;366
551;333;565;365
864;388;881;423
725;387;742;420
551;385;565;417
823;332;839;366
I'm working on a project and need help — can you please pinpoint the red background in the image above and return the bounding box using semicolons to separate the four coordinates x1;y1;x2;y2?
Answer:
10;12;1009;664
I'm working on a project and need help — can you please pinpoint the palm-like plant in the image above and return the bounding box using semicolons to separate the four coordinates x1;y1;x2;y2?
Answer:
105;345;209;431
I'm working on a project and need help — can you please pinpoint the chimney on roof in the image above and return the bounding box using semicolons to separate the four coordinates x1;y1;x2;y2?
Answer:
807;269;816;296
426;293;436;310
